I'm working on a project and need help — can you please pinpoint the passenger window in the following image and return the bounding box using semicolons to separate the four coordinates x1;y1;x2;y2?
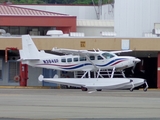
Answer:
80;57;86;61
90;56;95;60
74;57;78;62
61;58;66;63
67;58;72;62
97;56;103;60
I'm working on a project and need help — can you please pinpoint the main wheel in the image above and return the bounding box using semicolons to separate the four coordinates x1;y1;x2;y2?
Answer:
96;89;102;91
81;87;88;91
130;88;134;92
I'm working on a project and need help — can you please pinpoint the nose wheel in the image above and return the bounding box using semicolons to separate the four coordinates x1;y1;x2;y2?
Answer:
143;80;148;92
96;89;102;91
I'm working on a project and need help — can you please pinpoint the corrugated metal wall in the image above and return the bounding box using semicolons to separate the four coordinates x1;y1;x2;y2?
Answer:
42;68;58;87
114;0;160;37
8;61;20;82
0;59;19;86
27;66;42;86
102;4;114;20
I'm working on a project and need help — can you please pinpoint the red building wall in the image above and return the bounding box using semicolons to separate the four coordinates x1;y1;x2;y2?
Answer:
0;16;76;32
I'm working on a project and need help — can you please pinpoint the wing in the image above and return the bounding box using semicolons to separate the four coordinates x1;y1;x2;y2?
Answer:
52;48;100;56
52;48;132;55
110;50;133;54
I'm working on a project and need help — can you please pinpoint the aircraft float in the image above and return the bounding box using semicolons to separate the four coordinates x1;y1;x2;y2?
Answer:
18;35;148;92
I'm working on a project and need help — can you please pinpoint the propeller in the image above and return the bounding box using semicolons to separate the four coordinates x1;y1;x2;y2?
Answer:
131;64;136;74
131;58;141;74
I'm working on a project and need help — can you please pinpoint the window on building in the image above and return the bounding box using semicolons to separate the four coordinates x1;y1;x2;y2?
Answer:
10;27;20;35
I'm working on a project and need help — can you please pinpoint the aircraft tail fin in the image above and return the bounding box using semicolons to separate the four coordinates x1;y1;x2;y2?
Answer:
19;35;40;61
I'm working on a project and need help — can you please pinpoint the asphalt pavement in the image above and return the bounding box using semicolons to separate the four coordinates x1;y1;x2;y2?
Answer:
0;89;160;120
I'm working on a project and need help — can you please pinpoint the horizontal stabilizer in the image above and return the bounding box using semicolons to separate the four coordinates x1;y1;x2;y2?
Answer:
17;58;40;61
38;75;44;82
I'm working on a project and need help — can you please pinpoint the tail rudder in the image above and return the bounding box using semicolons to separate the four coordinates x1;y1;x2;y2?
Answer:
20;35;40;60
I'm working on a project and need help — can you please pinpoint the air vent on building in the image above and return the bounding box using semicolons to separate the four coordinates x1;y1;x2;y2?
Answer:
0;29;6;34
46;30;63;36
101;31;116;37
69;32;85;37
144;32;157;37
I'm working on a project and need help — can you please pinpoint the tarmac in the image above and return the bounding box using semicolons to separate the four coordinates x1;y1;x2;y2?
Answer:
0;88;160;120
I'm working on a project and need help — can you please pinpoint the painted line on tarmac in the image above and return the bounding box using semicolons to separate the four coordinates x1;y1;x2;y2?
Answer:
0;86;51;89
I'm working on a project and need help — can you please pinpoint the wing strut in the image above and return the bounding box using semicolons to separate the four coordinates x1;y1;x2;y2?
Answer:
97;69;104;78
111;67;115;78
121;70;126;78
83;54;99;70
81;71;88;78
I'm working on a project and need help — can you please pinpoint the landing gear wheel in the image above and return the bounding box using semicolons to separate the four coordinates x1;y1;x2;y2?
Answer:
143;80;148;92
143;88;147;92
130;88;134;92
96;89;102;91
81;87;88;91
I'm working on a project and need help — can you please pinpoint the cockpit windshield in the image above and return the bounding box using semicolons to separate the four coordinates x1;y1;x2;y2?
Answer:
102;52;115;59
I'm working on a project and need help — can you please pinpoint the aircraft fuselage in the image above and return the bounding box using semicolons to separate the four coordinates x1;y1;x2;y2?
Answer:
27;55;139;71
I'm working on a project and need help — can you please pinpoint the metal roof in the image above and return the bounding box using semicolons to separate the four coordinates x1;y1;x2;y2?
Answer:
0;5;68;16
77;20;114;27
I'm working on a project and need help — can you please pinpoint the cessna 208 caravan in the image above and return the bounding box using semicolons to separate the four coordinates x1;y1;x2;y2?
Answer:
19;35;148;92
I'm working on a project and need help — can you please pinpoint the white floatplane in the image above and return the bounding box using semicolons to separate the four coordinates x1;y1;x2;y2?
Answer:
18;35;148;92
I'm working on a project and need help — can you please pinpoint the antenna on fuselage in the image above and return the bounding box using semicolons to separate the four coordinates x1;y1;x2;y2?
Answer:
93;48;96;52
97;48;101;52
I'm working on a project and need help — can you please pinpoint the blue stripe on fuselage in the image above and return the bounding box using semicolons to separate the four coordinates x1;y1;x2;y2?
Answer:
61;63;92;70
96;58;127;67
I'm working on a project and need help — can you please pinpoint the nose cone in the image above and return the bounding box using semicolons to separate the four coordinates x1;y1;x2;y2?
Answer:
134;58;141;63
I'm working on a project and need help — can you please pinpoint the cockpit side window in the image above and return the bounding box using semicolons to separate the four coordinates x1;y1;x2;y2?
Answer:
97;56;103;60
102;53;114;59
